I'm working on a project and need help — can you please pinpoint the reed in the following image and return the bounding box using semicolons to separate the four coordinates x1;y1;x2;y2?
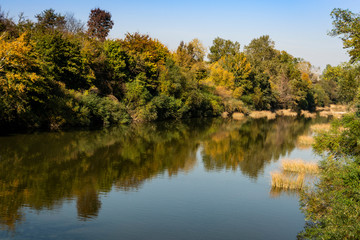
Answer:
249;111;276;119
281;159;319;174
310;123;331;133
270;172;305;190
301;110;317;118
319;111;332;118
275;109;297;117
318;105;348;119
316;106;330;111
330;104;347;112
232;112;244;120
332;112;345;119
269;186;298;198
221;112;229;118
297;135;314;149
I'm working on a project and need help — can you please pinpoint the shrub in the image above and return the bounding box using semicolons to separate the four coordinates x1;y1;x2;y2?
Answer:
151;95;183;120
79;92;130;126
181;89;223;118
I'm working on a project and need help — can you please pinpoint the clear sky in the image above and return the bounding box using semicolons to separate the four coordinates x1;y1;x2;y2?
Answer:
1;0;359;70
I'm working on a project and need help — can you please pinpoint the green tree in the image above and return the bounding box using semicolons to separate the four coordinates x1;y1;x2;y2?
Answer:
244;35;276;65
208;37;241;63
35;9;66;32
34;32;91;90
322;63;360;103
330;8;360;62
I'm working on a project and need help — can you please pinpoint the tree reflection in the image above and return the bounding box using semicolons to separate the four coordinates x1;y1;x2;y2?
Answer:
0;117;322;230
201;117;315;178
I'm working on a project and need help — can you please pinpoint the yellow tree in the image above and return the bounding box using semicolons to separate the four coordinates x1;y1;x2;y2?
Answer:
207;53;252;98
207;62;235;88
0;32;48;123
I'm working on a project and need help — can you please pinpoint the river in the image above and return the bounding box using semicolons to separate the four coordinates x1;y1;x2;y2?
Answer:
0;116;326;239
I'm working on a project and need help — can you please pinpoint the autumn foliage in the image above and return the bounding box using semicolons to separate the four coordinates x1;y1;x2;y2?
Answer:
0;7;355;131
87;8;113;41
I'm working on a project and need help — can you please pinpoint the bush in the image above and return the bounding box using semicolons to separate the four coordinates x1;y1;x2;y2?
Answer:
79;92;130;126
299;113;360;239
181;89;223;118
151;95;183;120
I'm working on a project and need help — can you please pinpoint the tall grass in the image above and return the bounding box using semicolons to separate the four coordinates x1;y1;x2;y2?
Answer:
310;123;331;133
301;110;317;118
330;104;347;112
297;135;314;149
270;159;319;191
281;159;319;174
271;172;305;190
275;109;297;117
249;111;276;120
317;104;349;119
232;112;244;120
319;111;345;118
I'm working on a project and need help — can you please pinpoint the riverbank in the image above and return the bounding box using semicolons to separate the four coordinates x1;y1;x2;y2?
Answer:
224;104;351;121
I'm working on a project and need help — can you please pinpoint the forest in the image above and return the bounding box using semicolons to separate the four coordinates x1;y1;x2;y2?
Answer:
1;7;359;131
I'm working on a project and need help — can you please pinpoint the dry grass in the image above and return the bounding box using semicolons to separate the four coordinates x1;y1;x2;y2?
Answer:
316;106;330;111
275;109;297;117
332;112;345;119
215;86;232;99
249;111;276;120
319;111;332;118
271;172;305;190
310;123;331;133
330;104;347;112
301;110;317;118
297;135;314;149
269;187;298;198
281;159;319;174
232;112;244;120
319;111;346;119
221;112;229;118
318;105;349;119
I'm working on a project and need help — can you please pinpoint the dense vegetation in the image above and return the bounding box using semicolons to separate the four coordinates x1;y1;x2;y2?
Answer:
1;7;358;131
299;8;360;239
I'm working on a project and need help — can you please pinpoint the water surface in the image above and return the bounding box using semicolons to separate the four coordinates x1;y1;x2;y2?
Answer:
0;117;324;239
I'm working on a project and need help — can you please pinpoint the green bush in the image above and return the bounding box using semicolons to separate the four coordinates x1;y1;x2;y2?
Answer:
300;113;360;239
181;89;223;118
79;92;130;126
151;95;183;120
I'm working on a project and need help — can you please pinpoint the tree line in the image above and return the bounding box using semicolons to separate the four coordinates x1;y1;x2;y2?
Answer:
0;7;358;131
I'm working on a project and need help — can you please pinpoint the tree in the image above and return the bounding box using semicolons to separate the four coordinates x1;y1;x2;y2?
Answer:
208;37;241;63
330;8;360;62
0;32;49;126
244;35;276;64
175;39;206;68
0;7;17;37
114;32;170;85
65;13;84;34
87;8;113;41
322;63;360;103
34;32;90;90
207;61;235;88
35;9;66;31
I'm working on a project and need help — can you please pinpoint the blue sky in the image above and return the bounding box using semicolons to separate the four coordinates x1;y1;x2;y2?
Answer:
1;0;359;70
